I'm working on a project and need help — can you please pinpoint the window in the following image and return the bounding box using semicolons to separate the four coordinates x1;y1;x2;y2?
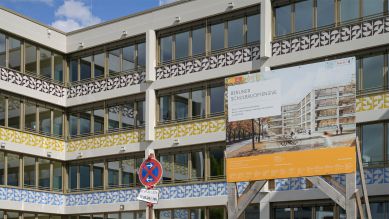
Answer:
9;37;21;71
122;103;135;128
317;0;334;27
94;108;104;134
275;5;291;36
0;33;5;67
93;161;104;190
109;49;121;74
39;106;51;134
137;100;145;126
108;160;120;187
160;36;173;63
274;208;291;219
159;96;171;122
191;151;204;180
209;207;225;219
173;209;189;219
245;205;259;219
80;56;92;80
79;164;91;190
122;158;135;186
209;147;224;178
123;45;135;71
0;152;4;185
315;206;334;218
38;158;50;189
159;154;173;183
138;43;146;67
70;59;78;82
94;53;105;78
211;23;225;51
362;123;384;163
54;53;63;82
79;111;91;135
192;89;205;118
69;164;77;191
175;92;189;120
0;96;4;126
228;18;244;47
53;161;62;191
175;31;189;59
7;153;19;186
294;0;313;32
53;109;63;137
25;102;37;131
340;0;359;22
192;27;205;55
8;97;20;129
69;114;78;137
363;0;384;17
174;153;189;181
25;43;37;74
247;14;260;43
24;156;36;187
190;208;205;219
108;106;120;131
362;55;384;90
40;48;52;78
294;207;312;219
210;86;224;115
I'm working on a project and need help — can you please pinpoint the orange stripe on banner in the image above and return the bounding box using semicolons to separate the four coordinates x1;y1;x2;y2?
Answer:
226;146;356;182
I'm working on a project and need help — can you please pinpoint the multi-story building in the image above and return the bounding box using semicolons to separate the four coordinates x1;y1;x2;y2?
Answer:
0;0;388;218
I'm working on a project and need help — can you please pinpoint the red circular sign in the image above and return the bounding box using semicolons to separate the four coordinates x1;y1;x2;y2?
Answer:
138;157;163;188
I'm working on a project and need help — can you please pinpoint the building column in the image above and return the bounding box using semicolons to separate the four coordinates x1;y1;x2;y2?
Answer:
146;29;156;82
145;29;157;141
260;0;272;59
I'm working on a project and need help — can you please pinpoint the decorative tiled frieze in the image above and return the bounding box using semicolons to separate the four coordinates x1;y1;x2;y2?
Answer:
0;127;65;152
156;45;260;80
272;15;389;56
155;118;225;140
67;71;145;99
0;187;63;206
67;129;145;152
0;67;66;97
356;93;389;112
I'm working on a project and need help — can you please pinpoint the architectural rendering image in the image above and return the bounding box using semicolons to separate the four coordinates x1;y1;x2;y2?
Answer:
0;0;389;218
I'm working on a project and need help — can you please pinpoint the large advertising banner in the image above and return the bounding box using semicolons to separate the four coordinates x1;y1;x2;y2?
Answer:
226;57;357;182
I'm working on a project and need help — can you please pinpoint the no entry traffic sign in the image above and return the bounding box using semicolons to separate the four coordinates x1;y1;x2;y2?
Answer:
138;156;163;188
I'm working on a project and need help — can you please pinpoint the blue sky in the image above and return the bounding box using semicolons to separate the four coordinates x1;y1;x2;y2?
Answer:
0;0;176;32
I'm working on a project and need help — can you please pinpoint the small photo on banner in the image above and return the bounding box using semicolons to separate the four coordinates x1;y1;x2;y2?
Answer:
225;57;357;182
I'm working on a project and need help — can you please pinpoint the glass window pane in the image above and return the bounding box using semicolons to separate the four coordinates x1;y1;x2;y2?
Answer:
24;156;35;187
25;43;37;74
274;208;291;219
107;213;119;219
9;37;21;71
79;111;91;135
123;45;135;71
175;153;189;181
228;18;244;47
122;158;135;186
370;202;385;218
138;43;146;67
37;214;49;219
94;53;105;78
25;102;37;132
211;23;225;51
247;14;260;43
121;212;134;219
136;212;146;219
192;89;205;118
122;103;135;128
159;210;171;219
317;0;334;27
92;215;104;219
0;33;5;67
192;27;205;55
7;212;19;219
209;207;224;219
191;151;204;179
315;206;334;219
209;148;224;177
38;158;50;189
7;153;19;186
190;208;205;219
8;97;20;129
294;207;312;219
53;161;62;191
0;152;4;185
362;55;384;90
245;205;259;219
68;164;77;191
108;106;120;130
137;100;145;126
0;96;4;126
69;59;78;82
93;161;104;189
160;36;172;63
295;0;313;32
276;5;291;36
135;158;143;186
159;96;171;122
53;110;63;137
175;92;189;120
210;86;224;115
80;56;92;80
363;0;384;16
40;48;51;78
39;106;51;134
159;155;173;183
94;108;104;134
175;31;189;59
109;49;121;74
340;0;359;22
69;114;78;137
54;53;63;82
79;164;90;190
174;209;188;219
108;160;119;187
23;213;35;219
362;123;384;163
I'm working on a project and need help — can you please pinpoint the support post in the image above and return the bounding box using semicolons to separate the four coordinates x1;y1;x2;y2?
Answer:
306;176;346;209
345;173;357;219
227;183;238;219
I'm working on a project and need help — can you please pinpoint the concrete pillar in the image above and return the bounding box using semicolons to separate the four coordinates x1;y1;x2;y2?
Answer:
259;183;270;219
146;29;156;82
260;0;272;59
346;173;357;219
145;88;156;141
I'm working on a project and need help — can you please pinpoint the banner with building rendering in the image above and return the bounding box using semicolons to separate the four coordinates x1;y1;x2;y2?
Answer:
225;57;357;182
